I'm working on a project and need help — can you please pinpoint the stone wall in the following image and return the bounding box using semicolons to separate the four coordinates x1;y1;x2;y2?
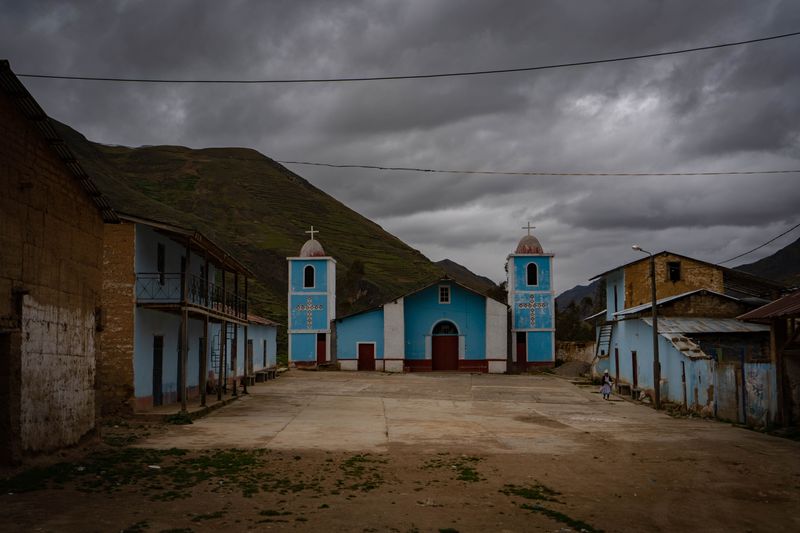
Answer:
556;341;595;363
625;254;724;309
98;222;136;416
661;292;750;318
0;93;104;460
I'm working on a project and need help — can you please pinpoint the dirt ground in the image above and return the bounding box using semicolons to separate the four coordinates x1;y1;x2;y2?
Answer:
2;371;799;532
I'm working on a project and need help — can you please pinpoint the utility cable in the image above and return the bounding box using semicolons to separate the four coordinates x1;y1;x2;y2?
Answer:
16;30;800;84
277;160;800;177
718;220;800;265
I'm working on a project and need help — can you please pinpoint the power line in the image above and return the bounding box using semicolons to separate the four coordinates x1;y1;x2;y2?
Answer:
17;30;800;84
277;160;800;177
718;221;800;265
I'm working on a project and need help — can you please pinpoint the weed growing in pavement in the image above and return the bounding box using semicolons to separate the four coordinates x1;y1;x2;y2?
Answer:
165;412;193;425
500;482;561;502
338;453;388;492
191;510;226;522
520;504;602;532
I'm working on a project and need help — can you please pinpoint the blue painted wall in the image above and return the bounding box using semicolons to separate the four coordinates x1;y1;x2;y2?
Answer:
336;309;385;359
290;259;328;293
248;324;278;369
133;308;204;399
404;283;486;360
292;332;317;362
527;331;554;362
512;256;552;292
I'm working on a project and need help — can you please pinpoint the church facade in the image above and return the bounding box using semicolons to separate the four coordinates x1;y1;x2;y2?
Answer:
287;226;555;372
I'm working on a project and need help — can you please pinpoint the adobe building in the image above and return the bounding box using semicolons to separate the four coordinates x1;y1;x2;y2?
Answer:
1;61;118;463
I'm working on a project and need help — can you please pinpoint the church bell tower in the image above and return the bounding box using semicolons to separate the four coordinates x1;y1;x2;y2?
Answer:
287;226;336;367
507;223;555;370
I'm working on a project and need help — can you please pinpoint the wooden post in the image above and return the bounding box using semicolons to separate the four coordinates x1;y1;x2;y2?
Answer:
222;270;227;395
201;251;209;406
243;276;249;394
218;319;226;400
180;238;191;414
232;272;239;396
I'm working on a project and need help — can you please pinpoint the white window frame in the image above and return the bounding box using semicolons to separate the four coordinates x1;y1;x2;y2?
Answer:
438;285;451;304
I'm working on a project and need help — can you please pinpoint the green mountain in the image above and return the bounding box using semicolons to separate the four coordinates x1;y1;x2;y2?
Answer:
54;121;444;331
435;259;498;294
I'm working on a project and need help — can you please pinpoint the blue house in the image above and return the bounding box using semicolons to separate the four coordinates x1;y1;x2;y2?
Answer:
507;226;555;370
589;252;785;426
287;228;336;367
99;214;278;414
334;278;508;372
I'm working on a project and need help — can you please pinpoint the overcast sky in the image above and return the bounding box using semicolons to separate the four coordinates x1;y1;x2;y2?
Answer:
3;0;799;293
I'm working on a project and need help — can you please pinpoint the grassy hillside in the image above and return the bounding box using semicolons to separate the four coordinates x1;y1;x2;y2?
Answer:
54;121;444;329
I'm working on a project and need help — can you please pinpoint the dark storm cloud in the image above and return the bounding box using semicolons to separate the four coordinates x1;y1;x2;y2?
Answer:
2;0;799;291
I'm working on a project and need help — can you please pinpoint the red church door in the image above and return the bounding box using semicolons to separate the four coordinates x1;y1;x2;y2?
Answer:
358;344;376;371
516;331;527;372
432;321;459;371
316;333;326;364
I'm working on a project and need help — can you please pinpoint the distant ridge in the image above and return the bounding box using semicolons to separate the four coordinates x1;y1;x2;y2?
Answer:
734;235;800;287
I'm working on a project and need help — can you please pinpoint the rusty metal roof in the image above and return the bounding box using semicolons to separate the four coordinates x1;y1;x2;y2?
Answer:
642;317;769;334
738;289;800;321
0;60;118;223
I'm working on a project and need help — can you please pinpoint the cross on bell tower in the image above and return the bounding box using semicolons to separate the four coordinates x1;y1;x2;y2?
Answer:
522;221;535;236
305;225;319;240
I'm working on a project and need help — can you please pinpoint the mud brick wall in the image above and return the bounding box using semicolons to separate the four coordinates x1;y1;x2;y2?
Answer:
660;293;750;318
625;255;724;309
0;93;104;457
98;222;136;416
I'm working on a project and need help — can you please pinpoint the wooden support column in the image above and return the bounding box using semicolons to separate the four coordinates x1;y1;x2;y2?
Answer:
232;272;239;396
243;276;249;395
180;238;191;414
219;319;226;400
200;251;210;406
222;270;227;395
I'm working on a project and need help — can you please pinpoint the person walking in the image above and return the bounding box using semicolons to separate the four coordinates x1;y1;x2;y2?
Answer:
600;369;613;400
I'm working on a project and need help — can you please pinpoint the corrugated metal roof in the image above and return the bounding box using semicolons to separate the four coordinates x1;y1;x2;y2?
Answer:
658;333;710;360
613;289;739;317
642;317;769;334
583;309;606;322
738;290;800;321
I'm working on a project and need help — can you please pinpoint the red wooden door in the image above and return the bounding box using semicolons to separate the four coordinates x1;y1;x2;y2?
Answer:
432;336;459;370
516;331;527;371
357;344;376;371
316;333;326;364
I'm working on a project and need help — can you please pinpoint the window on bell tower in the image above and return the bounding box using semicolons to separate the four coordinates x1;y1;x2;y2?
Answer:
303;265;315;288
526;263;538;286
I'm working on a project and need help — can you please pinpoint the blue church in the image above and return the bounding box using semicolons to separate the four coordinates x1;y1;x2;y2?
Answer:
507;224;555;369
287;227;336;367
289;225;555;372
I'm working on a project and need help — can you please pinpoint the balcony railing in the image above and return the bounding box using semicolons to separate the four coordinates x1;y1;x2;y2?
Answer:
136;272;247;319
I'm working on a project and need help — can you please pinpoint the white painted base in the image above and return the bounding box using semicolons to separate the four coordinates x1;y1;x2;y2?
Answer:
375;360;385;372
488;360;507;374
339;359;358;371
384;359;404;373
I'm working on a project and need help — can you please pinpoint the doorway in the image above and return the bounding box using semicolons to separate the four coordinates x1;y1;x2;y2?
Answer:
0;334;12;463
316;333;326;364
631;350;638;390
516;331;527;372
614;348;620;387
432;321;459;371
153;335;164;407
357;343;376;371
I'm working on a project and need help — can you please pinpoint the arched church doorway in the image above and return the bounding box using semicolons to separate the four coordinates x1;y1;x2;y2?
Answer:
432;320;459;371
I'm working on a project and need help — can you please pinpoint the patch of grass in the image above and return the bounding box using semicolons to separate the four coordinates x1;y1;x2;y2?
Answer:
500;483;561;502
439;529;460;533
421;455;484;483
165;412;194;425
122;521;150;533
191;511;226;522
520;504;602;532
339;454;387;492
259;510;292;517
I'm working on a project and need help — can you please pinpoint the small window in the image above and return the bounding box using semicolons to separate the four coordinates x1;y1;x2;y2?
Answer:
439;285;451;304
303;265;315;288
433;321;458;335
526;263;538;285
667;261;681;282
